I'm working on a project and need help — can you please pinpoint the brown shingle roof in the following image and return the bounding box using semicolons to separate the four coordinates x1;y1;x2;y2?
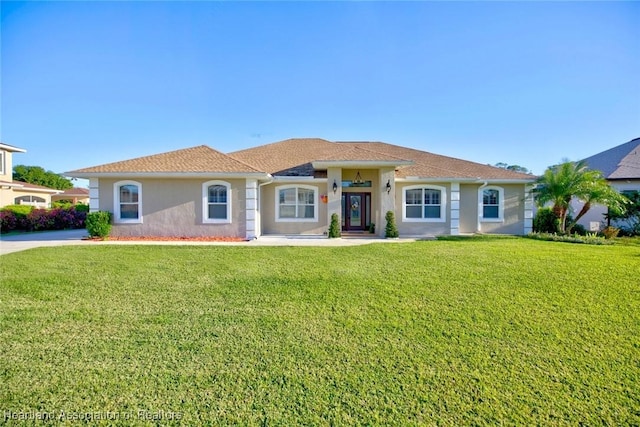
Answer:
231;138;534;180
68;145;263;175
12;180;61;193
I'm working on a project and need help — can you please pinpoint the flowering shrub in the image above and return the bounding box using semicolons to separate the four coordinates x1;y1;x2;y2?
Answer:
526;232;612;245
0;210;18;233
0;206;86;233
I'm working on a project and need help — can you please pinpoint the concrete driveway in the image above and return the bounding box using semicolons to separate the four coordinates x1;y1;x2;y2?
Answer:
1;230;418;255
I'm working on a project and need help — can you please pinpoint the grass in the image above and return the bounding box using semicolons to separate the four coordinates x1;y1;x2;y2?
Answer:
1;237;639;425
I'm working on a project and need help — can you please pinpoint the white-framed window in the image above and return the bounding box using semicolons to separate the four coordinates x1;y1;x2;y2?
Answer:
0;151;5;175
14;195;46;206
479;186;504;222
275;185;318;222
114;180;142;223
202;180;231;224
402;185;447;222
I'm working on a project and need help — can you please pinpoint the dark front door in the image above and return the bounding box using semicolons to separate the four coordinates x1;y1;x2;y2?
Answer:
342;193;370;231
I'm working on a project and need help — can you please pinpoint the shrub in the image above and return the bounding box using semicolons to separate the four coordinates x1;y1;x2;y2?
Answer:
86;211;112;239
533;207;559;233
0;210;18;233
328;213;341;238
75;204;90;213
571;223;587;236
385;211;399;238
526;232;612;245
369;223;376;234
602;226;620;239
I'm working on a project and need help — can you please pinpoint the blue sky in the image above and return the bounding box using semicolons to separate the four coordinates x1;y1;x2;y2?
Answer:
1;1;638;181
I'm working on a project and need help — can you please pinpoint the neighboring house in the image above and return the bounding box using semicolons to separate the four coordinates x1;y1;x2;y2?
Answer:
575;137;640;231
0;143;61;208
52;187;90;205
66;138;536;239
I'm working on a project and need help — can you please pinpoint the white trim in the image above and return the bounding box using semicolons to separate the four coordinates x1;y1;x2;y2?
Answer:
113;180;142;224
398;177;534;184
402;184;447;223
524;184;534;234
89;178;100;213
246;179;258;239
202;180;231;224
66;171;270;179
0;151;4;175
478;185;504;223
450;183;460;235
275;184;318;223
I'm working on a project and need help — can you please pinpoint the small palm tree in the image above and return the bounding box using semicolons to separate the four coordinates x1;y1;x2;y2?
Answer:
534;160;627;233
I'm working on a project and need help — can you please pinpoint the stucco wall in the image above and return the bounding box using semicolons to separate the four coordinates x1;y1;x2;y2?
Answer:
99;178;246;237
394;182;527;236
574;179;640;231
261;182;328;235
459;184;479;234
395;182;451;236
478;184;525;235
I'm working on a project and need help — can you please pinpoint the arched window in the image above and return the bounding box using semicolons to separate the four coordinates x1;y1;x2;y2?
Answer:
14;195;46;206
202;181;231;224
114;181;142;223
402;185;447;222
480;186;504;221
275;185;317;222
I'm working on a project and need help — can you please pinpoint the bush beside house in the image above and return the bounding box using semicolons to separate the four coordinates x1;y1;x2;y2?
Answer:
85;211;112;239
0;205;87;233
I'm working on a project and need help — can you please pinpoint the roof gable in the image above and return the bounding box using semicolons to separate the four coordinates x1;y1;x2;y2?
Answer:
582;138;640;180
68;145;263;175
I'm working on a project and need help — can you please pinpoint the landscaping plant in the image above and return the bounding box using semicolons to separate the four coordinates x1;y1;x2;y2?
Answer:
385;210;399;238
85;210;112;239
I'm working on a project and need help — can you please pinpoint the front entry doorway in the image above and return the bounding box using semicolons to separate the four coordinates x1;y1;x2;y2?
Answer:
342;192;371;232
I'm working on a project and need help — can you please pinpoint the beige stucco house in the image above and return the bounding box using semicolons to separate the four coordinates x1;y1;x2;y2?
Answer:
574;137;640;231
0;143;61;208
66;138;536;239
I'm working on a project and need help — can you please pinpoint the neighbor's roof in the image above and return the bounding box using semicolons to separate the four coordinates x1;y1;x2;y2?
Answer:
55;187;90;197
67;145;264;176
582;137;640;180
0;143;27;153
230;138;534;180
12;180;62;193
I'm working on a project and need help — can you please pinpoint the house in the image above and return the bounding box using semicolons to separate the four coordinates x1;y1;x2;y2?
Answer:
51;187;90;205
66;138;536;239
0;143;61;208
575;137;640;231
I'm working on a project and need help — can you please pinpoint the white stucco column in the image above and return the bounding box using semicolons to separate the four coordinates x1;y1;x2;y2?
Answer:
524;184;534;235
327;168;342;233
89;178;99;213
450;182;460;235
245;179;258;239
379;168;395;237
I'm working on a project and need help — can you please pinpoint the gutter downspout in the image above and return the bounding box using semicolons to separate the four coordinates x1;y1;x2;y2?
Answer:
477;181;488;233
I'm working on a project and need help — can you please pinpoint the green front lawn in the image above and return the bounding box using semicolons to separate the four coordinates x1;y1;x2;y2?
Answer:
1;238;639;425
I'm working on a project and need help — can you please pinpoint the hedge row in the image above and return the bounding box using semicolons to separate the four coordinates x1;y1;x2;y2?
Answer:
0;205;87;233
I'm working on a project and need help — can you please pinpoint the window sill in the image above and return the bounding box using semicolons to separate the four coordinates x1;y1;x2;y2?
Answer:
203;220;232;224
275;218;318;223
402;218;446;223
480;218;504;223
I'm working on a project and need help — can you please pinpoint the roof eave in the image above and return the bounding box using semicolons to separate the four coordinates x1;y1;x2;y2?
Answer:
65;171;271;179
0;143;27;153
397;177;536;184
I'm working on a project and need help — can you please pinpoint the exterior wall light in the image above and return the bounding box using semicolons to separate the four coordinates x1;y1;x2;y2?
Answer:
386;180;391;194
333;180;338;194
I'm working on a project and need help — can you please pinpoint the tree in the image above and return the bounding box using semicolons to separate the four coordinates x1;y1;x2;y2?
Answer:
494;163;530;174
533;160;627;233
13;165;73;190
606;190;640;236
